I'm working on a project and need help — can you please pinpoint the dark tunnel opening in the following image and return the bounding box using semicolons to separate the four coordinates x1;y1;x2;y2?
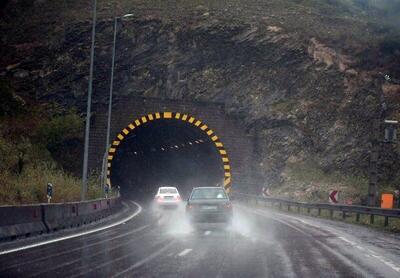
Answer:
111;119;225;201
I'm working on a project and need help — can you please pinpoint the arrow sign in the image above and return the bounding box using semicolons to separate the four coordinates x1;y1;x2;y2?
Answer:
329;190;338;204
262;187;271;197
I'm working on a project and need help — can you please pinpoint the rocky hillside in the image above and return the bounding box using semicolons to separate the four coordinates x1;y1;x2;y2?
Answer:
1;0;400;200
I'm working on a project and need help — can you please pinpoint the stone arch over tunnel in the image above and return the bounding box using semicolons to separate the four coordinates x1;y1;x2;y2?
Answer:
89;97;263;197
106;112;232;198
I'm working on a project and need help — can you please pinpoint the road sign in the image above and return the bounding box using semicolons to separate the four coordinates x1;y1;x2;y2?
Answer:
262;187;271;197
329;190;338;204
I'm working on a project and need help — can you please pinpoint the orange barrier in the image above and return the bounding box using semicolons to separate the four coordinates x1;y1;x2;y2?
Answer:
381;193;394;209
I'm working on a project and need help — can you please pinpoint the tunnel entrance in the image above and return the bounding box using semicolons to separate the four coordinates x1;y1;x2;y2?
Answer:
108;112;231;201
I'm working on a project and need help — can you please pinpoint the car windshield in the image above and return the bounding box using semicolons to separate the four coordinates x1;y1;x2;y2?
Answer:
190;188;227;200
159;188;178;194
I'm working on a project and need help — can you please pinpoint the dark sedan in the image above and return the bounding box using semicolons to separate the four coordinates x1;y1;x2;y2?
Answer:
186;187;233;224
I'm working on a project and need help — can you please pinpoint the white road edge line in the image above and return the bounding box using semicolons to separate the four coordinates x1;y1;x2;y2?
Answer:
204;231;211;236
243;204;400;274
0;201;142;256
178;248;192;257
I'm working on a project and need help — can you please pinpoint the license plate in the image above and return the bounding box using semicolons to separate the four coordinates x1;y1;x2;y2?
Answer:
202;205;217;210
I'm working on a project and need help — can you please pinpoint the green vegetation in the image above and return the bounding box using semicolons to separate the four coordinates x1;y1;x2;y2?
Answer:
0;79;101;205
274;160;370;204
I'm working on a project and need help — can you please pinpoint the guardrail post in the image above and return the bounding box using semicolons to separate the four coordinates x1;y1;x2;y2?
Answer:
370;214;374;224
356;213;360;222
342;211;346;220
330;209;334;219
279;202;282;210
318;208;321;216
384;216;389;227
297;206;300;213
307;208;311;214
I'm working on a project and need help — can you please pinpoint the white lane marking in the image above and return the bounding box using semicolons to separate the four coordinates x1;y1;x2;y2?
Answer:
244;204;400;275
371;254;400;273
204;230;211;236
3;224;150;271
178;248;192;257
0;201;142;255
112;241;176;277
338;236;356;246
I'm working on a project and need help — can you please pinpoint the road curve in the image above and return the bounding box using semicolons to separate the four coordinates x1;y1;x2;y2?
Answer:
1;200;400;277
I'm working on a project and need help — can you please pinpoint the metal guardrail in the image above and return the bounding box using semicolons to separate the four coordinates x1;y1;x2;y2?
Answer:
233;192;400;227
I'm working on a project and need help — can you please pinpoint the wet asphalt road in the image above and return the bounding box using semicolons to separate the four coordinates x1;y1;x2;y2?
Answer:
1;200;400;278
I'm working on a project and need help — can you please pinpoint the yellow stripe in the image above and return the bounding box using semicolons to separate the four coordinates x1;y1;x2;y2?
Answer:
108;155;114;161
117;134;124;140
182;114;188;121
222;157;229;163
163;112;172;118
112;140;120;146
211;135;218;141
215;142;223;147
175;113;181;119
107;170;110;175
135;119;141;126
107;163;111;167
128;123;135;130
219;149;227;155
224;172;231;177
122;128;129;135
224;177;231;186
195;120;202;126
109;148;116;153
148;114;154;121
141;116;147;123
188;117;195;123
155;112;161;119
201;125;208;131
224;165;230;170
207;130;214;136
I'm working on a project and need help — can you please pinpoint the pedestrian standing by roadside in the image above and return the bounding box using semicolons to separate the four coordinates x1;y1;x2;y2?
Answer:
104;184;109;198
46;183;53;203
394;190;400;208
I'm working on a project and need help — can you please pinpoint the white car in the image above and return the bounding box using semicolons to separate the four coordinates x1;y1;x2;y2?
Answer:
155;187;182;208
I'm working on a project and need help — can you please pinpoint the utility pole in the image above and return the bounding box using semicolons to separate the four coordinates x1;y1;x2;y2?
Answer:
368;119;380;206
101;14;134;189
82;0;97;201
102;17;118;189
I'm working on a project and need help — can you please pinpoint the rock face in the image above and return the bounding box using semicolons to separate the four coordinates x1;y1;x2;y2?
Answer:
1;0;400;187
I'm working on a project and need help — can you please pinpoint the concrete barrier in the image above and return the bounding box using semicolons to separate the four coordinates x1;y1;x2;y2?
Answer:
0;205;47;241
0;197;121;241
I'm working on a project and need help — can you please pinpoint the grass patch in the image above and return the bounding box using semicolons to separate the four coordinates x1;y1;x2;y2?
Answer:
274;160;369;204
0;80;100;205
0;163;102;205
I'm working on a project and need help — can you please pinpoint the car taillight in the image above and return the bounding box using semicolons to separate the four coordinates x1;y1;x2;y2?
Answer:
175;195;181;201
156;196;164;202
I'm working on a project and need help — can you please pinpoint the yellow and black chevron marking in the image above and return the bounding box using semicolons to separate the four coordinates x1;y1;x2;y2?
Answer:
106;112;232;193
